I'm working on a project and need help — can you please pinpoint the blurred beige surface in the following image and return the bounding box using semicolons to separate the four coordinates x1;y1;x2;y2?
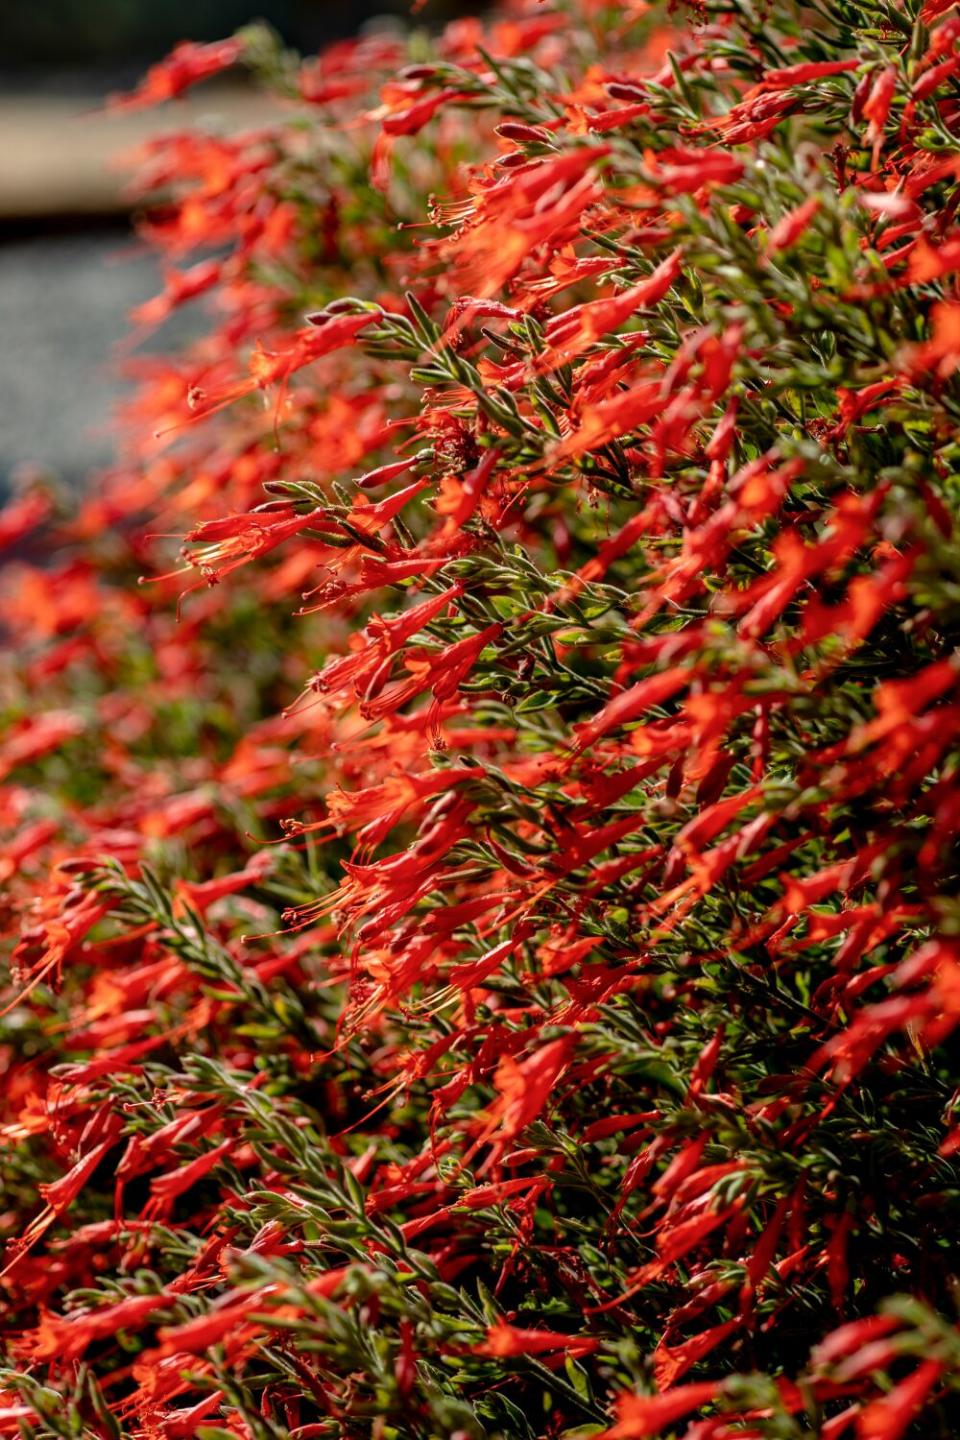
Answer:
0;88;284;218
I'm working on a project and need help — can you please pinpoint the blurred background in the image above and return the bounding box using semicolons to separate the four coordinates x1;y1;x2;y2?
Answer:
0;1;483;489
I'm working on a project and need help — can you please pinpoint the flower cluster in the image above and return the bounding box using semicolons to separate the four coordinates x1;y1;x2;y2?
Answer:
3;0;960;1435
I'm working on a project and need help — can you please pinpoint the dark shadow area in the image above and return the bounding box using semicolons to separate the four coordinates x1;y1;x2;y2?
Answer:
3;0;486;92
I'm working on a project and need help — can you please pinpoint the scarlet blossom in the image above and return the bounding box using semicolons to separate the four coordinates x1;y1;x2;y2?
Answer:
760;59;860;87
602;1383;721;1437
764;196;820;255
108;39;244;110
857;1361;944;1439
476;1320;600;1357
25;1293;172;1362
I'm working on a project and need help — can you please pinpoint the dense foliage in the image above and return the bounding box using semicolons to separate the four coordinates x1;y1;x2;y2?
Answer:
3;0;960;1434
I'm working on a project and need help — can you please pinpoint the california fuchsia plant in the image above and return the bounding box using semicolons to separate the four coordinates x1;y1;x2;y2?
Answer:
3;1;960;1435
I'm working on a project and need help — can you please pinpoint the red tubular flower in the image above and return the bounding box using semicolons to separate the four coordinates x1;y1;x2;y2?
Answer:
0;710;84;780
765;196;820;255
25;1293;171;1362
108;39;245;111
602;1382;721;1438
857;1361;944;1440
862;65;898;158
183;312;377;424
760;59;860;87
476;1320;600;1357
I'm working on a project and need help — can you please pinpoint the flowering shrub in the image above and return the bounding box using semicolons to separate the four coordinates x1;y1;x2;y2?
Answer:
3;0;960;1434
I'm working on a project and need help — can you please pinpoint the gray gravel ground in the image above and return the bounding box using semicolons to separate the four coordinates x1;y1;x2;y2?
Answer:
0;228;197;492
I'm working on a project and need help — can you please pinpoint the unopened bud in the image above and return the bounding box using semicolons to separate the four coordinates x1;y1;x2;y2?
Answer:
606;81;647;103
495;121;552;144
397;64;441;81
